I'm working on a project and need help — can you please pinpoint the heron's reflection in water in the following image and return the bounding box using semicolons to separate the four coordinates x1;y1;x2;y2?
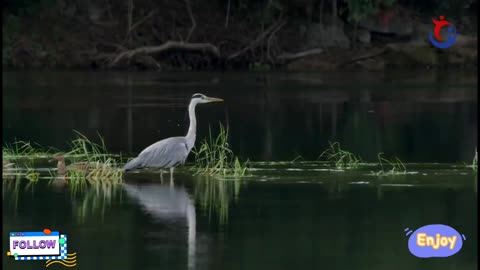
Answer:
123;182;197;270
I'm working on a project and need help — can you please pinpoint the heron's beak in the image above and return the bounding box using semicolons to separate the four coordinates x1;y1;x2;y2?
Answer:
206;97;224;103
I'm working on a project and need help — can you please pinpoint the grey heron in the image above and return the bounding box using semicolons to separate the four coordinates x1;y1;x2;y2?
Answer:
123;93;224;178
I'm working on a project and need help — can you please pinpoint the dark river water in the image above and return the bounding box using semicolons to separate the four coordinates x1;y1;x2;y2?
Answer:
2;71;478;270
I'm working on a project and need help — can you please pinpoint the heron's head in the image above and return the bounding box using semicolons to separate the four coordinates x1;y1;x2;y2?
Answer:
191;93;224;104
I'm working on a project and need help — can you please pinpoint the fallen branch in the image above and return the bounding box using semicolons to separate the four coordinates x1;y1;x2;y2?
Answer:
337;47;388;67
126;0;134;38
277;48;323;62
228;20;286;60
121;9;158;47
108;41;220;67
267;21;286;63
184;0;196;42
128;9;157;37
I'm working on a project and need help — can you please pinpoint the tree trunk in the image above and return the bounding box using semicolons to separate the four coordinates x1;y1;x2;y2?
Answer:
353;21;358;49
225;0;231;28
319;0;324;24
127;0;133;36
331;0;337;25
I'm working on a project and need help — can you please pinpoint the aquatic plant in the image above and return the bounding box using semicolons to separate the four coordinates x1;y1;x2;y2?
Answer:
2;175;24;211
249;62;271;72
66;131;117;161
63;163;123;188
2;160;17;180
2;161;41;191
194;176;242;225
374;153;408;176
318;141;362;169
3;131;123;192
62;131;124;183
471;148;477;172
25;166;40;183
290;156;304;163
192;124;249;177
3;140;54;159
71;181;122;224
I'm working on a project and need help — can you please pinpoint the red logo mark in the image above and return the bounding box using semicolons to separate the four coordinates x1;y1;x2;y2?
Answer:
432;15;451;42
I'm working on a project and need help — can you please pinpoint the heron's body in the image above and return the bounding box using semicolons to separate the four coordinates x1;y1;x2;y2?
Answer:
123;136;190;170
123;93;223;174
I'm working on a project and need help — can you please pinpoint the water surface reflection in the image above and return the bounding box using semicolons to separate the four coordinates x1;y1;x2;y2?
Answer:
3;71;477;163
124;182;197;270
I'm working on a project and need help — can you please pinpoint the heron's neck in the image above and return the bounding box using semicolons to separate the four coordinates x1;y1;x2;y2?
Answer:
185;101;197;150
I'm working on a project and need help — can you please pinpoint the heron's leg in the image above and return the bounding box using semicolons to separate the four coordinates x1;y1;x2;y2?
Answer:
160;170;164;183
169;167;174;186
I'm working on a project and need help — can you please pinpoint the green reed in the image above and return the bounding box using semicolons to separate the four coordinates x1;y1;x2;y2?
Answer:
3;131;124;191
194;176;242;225
318;141;362;169
73;181;122;224
62;131;124;183
3;141;54;159
374;153;408;176
471;148;477;172
66;130;116;162
192;124;249;177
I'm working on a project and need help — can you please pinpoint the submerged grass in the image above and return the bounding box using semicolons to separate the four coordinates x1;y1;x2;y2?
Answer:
25;166;40;183
463;148;477;172
3;175;26;211
3;141;54;159
192;124;249;177
66;130;119;162
317;142;411;176
3;131;124;189
63;131;124;186
373;153;408;176
471;148;477;172
318;142;362;169
72;182;122;223
194;176;242;225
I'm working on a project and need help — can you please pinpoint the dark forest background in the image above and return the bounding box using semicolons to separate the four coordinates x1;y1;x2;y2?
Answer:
3;0;478;71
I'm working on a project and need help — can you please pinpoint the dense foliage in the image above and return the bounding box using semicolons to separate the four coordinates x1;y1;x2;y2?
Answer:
2;0;477;69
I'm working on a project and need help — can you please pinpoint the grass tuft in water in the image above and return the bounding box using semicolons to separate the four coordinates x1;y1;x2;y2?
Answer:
471;148;477;172
3;176;29;211
192;124;249;177
25;167;40;182
318;141;362;169
290;156;304;163
463;148;477;172
72;182;122;224
373;153;408;176
63;132;124;184
66;130;116;162
3;141;54;159
194;176;242;225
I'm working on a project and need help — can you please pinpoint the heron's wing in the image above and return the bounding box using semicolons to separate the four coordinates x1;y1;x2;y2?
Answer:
138;137;190;168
